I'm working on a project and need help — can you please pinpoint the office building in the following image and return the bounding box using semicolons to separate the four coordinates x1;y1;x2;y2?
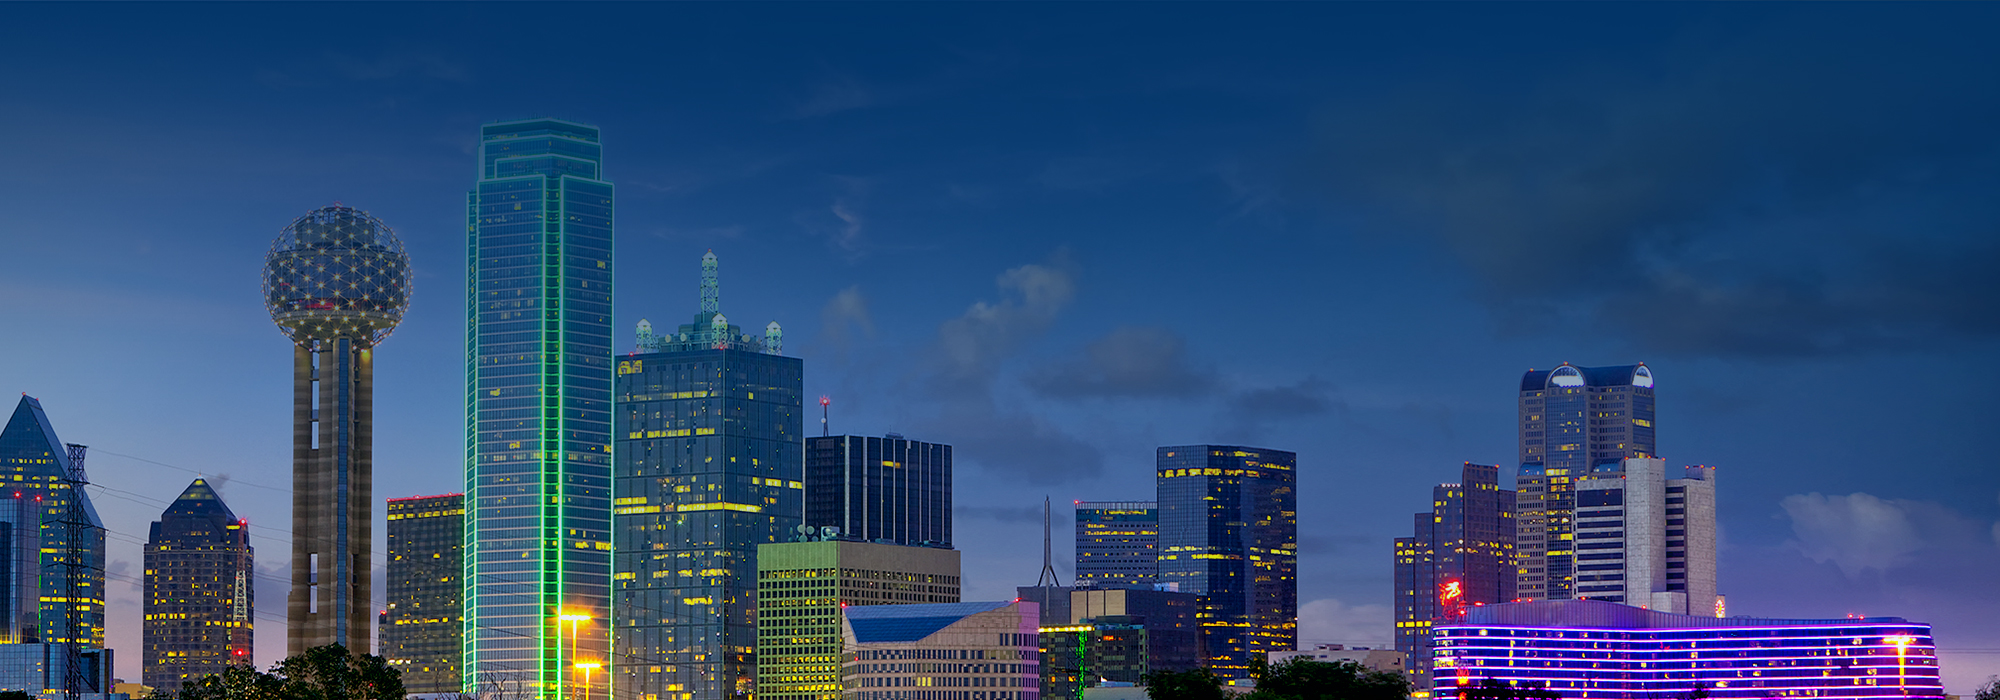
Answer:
1155;445;1297;679
805;434;951;548
756;540;961;700
1043;588;1200;699
142;479;253;694
384;494;464;694
614;251;801;700
1394;463;1514;691
1268;644;1406;675
1073;502;1156;589
1516;363;1655;602
841;601;1041;700
464;118;615;697
1572;458;1719;616
263;204;412;654
3;491;41;645
0;396;107;650
0;643;115;698
1432;599;1942;699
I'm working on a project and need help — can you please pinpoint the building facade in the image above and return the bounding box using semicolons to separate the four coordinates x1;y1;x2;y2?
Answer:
464;118;615;697
1516;364;1655;602
1432;600;1941;699
805;434;951;548
1073;502;1157;590
1394;462;1515;691
142;479;253;694
841;601;1040;700
384;494;464;694
0;396;107;651
0;643;114;698
1268;644;1406;675
263;205;412;655
1573;458;1719;616
1155;445;1297;679
614;252;801;700
1043;588;1201;699
3;491;41;645
756;540;962;700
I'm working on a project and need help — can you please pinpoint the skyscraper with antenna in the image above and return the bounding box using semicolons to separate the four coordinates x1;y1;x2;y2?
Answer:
614;251;801;700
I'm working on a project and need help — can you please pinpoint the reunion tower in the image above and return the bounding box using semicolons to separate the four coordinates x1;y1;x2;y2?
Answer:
262;205;412;655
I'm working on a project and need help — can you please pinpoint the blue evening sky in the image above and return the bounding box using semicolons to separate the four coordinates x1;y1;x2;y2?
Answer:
3;3;1998;688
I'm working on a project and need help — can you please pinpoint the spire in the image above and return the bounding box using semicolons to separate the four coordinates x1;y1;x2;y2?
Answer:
700;250;719;316
163;478;240;521
1035;496;1062;588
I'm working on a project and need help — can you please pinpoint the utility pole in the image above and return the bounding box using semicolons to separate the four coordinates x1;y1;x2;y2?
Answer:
59;443;94;700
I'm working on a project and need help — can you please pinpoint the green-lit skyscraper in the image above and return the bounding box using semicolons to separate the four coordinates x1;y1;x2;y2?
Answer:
613;252;802;700
464;118;614;698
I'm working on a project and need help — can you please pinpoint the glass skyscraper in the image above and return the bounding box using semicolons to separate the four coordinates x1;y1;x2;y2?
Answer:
804;434;951;548
0;396;106;652
464;118;614;698
1073;501;1158;589
143;479;253;694
613;252;802;700
1155;445;1296;679
1515;363;1655;602
1393;462;1514;691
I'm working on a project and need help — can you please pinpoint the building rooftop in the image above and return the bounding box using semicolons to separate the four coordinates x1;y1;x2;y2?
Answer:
845;601;1016;643
1456;599;1911;629
1519;363;1652;392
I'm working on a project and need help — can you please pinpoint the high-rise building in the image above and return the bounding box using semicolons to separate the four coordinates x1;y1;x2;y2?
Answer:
2;491;42;645
614;251;800;700
756;540;961;700
841;601;1041;700
1432;600;1939;699
142;479;253;693
1394;463;1515;691
0;396;107;652
384;493;464;694
805;434;951;548
262;205;413;654
1073;501;1157;589
1155;445;1297;679
1514;363;1655;602
463;118;615;697
1572;457;1719;616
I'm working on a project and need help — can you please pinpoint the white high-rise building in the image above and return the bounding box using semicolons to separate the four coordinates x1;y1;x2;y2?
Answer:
1573;457;1719;616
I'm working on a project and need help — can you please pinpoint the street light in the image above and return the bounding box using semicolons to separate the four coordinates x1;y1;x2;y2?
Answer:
575;661;602;700
558;610;592;699
1884;635;1916;695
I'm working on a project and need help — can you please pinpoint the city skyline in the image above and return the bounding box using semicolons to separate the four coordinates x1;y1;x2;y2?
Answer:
3;3;1998;693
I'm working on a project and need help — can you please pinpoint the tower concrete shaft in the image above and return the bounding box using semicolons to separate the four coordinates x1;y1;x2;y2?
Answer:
288;339;374;655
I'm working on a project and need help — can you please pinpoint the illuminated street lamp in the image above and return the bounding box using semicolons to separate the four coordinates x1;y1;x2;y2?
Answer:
1884;635;1916;694
575;661;602;700
559;610;592;698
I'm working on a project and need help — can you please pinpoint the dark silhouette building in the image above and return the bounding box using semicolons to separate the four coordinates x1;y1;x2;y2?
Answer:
383;493;464;694
1516;363;1655;601
614;252;802;700
1155;445;1296;679
805;434;951;548
142;479;253;693
1394;462;1515;691
1073;501;1157;589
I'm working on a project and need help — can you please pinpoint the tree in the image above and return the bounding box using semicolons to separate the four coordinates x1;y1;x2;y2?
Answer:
1973;676;1999;700
1143;666;1229;700
175;644;405;700
1244;658;1411;700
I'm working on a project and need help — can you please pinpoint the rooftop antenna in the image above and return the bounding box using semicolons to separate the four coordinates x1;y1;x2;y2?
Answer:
700;250;719;316
820;396;830;437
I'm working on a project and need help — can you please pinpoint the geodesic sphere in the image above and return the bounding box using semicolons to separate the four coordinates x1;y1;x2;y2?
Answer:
263;205;412;346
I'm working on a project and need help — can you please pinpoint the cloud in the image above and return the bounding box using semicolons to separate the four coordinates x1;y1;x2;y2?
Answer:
957;505;1045;524
911;250;1102;484
1230;376;1337;420
933;251;1078;391
830;199;863;250
1026;326;1217;400
1298;598;1394;648
1296;26;2000;359
820;285;876;352
1780;493;1925;577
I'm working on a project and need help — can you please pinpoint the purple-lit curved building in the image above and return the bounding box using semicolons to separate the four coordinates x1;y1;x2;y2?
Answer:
1433;600;1941;699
